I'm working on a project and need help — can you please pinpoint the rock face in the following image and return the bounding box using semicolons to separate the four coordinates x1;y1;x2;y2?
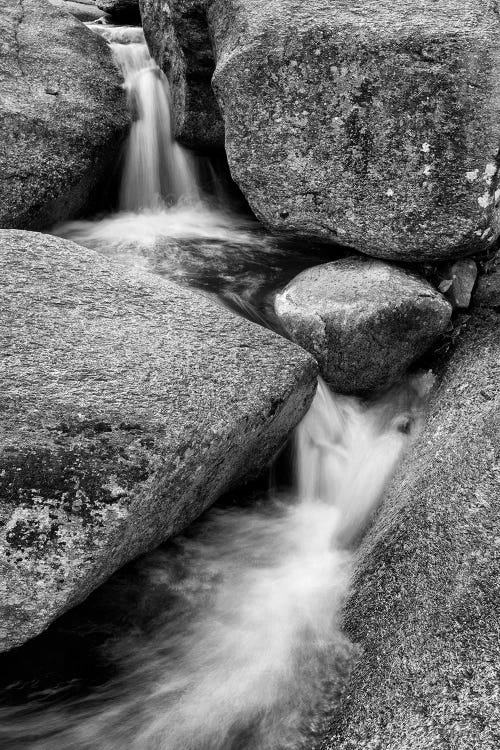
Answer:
0;0;130;230
473;260;500;310
140;0;224;150
0;230;317;652
49;0;105;21
439;258;478;310
204;0;500;261
274;258;452;394
323;308;500;749
96;0;141;23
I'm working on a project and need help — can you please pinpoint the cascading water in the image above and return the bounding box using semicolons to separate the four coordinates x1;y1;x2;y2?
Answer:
55;25;335;325
0;22;431;750
0;379;424;750
100;25;199;210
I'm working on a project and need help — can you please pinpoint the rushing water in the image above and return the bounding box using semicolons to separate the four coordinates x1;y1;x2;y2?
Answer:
0;379;426;750
0;23;431;750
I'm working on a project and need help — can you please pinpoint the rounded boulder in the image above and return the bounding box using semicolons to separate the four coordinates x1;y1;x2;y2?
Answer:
274;258;452;394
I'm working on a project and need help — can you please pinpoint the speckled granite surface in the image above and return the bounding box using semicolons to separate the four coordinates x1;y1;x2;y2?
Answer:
322;300;500;749
0;230;317;651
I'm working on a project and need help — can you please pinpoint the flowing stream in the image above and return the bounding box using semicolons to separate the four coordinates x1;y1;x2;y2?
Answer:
0;25;429;750
55;25;337;327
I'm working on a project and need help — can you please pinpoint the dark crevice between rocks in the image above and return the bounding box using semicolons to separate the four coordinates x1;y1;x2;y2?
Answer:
99;1;142;25
140;0;224;153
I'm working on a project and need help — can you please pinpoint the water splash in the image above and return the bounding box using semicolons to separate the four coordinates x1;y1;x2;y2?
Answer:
0;379;425;750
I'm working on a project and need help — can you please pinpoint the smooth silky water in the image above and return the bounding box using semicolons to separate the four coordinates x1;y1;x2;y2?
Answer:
0;25;430;750
55;25;336;328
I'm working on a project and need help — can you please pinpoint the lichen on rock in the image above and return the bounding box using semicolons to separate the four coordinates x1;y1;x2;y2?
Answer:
203;0;500;261
140;0;224;150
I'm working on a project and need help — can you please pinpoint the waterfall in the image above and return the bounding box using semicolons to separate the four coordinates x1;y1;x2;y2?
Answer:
0;378;424;750
55;25;327;326
97;25;200;210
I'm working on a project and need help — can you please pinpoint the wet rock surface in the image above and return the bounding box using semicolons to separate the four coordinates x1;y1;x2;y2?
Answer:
206;0;500;261
0;0;130;230
439;258;478;310
0;230;317;652
274;258;452;394
323;308;500;749
140;0;224;150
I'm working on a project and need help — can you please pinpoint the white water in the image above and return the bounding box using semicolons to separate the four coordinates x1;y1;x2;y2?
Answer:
55;26;316;324
0;379;426;750
0;23;432;750
100;25;200;210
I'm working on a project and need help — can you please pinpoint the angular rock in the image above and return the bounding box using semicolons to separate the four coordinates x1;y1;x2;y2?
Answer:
439;258;478;309
274;258;452;394
96;0;141;23
323;309;500;749
140;0;224;150
0;230;317;652
207;0;500;261
0;0;130;230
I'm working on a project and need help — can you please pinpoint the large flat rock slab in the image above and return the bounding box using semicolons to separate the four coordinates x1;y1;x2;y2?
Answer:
0;0;129;230
0;230;317;652
207;0;500;261
323;308;500;748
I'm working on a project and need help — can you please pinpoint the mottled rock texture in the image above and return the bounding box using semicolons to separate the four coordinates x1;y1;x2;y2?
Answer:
274;258;451;394
49;0;104;22
140;0;224;150
96;0;140;23
0;0;130;230
323;309;500;749
0;230;317;652
206;0;500;261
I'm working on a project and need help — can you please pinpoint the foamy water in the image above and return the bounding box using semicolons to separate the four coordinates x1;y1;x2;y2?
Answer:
0;379;425;750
